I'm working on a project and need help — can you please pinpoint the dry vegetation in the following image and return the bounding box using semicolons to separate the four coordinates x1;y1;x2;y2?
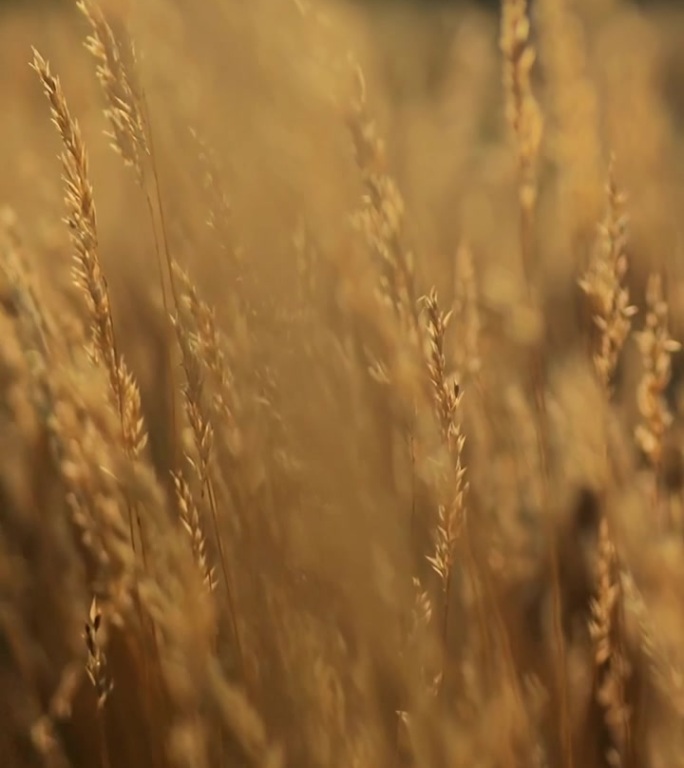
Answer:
4;0;684;766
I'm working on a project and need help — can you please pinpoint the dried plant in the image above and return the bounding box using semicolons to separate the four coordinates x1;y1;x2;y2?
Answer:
347;64;418;336
501;0;543;282
635;275;681;479
77;0;149;179
577;161;639;768
452;245;481;380
6;4;684;768
173;471;218;594
84;598;114;709
580;161;637;396
423;289;466;627
589;518;632;768
172;265;245;676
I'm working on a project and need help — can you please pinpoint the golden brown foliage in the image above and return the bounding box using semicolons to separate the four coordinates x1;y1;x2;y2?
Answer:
4;1;684;768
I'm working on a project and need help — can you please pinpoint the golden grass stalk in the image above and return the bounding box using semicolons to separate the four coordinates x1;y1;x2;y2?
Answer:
635;274;681;513
84;596;113;768
501;0;543;285
77;0;149;179
172;263;245;678
30;55;149;630
173;471;218;594
589;518;632;768
77;0;182;474
579;159;637;396
84;598;114;709
31;53;112;380
423;289;466;630
421;288;501;711
578;160;636;768
31;49;147;459
347;65;418;336
173;264;242;451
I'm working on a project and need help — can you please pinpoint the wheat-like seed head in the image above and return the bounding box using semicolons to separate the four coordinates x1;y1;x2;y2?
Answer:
83;597;114;708
635;274;681;470
31;50;116;381
347;65;418;335
77;0;149;183
422;290;467;594
589;518;631;768
580;160;637;395
173;471;218;593
501;0;543;212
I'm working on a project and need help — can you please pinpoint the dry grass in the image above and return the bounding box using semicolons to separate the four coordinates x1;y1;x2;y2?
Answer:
4;0;684;767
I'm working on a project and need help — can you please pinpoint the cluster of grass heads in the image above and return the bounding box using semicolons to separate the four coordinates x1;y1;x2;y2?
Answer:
4;0;684;767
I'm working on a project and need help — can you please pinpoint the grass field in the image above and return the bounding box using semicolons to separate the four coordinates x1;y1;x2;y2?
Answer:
3;1;684;767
